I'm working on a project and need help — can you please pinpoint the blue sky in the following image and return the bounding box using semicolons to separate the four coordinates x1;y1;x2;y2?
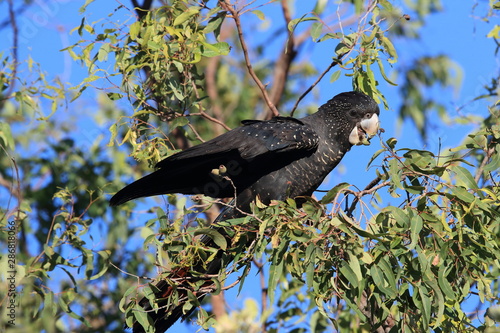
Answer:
2;0;499;332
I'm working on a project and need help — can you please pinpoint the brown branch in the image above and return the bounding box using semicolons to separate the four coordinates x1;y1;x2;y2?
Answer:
183;123;204;143
345;176;388;217
252;259;268;332
290;0;381;117
188;73;232;132
290;55;344;117
474;146;495;184
265;0;297;119
211;293;227;323
0;145;26;255
358;289;396;332
220;276;243;290
0;173;20;201
219;0;280;117
4;0;19;102
189;112;232;132
238;0;276;16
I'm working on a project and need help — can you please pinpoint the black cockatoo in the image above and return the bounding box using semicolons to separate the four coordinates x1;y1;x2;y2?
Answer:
110;91;381;332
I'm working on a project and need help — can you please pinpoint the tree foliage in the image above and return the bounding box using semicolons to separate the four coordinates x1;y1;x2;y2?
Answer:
0;0;499;332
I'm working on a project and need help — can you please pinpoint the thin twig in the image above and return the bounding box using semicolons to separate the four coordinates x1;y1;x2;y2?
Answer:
5;0;19;101
186;123;206;143
188;111;233;130
345;176;389;217
291;0;382;116
474;146;495;184
220;0;280;117
238;0;276;16
290;56;344;117
266;0;297;119
253;259;268;332
188;77;232;132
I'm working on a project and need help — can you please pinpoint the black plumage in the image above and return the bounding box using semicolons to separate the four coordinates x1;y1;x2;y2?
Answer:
110;91;380;332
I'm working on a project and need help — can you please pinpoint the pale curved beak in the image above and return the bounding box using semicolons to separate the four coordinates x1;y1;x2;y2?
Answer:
349;113;380;146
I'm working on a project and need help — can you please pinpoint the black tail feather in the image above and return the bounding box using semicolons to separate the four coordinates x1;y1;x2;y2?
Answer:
110;168;208;207
110;172;166;206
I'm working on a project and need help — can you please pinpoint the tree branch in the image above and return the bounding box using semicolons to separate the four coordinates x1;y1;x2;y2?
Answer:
358;289;396;332
253;259;268;332
4;0;19;102
265;0;297;119
345;176;389;217
188;71;232;133
474;146;495;184
219;0;280;117
290;56;344;117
